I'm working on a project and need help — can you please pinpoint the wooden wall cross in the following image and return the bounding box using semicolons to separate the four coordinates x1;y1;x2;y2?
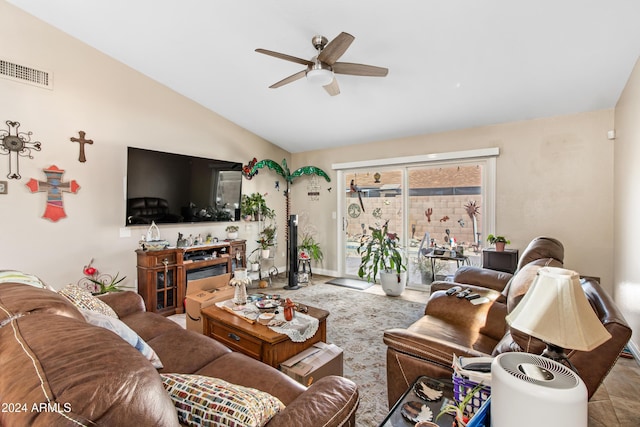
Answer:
26;165;80;222
70;130;93;163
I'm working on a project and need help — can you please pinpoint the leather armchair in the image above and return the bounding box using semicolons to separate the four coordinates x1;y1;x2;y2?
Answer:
384;237;631;407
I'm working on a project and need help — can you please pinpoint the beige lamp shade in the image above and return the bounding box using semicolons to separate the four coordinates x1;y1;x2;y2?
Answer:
506;267;611;351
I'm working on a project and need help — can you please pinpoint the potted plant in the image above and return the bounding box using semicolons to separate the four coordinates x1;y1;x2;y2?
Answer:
241;193;274;221
357;220;407;296
298;233;323;264
248;250;261;271
486;234;510;252
225;225;239;239
436;382;487;427
257;224;276;258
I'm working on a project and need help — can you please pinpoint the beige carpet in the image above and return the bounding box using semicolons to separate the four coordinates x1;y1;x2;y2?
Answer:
170;275;430;426
275;276;428;426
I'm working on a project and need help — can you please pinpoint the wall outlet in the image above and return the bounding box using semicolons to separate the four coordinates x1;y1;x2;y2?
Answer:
119;227;131;238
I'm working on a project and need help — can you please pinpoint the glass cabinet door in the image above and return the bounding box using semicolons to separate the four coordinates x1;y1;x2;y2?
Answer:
155;268;176;311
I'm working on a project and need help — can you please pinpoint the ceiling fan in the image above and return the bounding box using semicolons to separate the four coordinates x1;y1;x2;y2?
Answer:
255;32;388;96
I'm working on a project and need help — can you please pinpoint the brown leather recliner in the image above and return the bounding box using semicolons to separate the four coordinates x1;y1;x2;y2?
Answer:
383;237;631;407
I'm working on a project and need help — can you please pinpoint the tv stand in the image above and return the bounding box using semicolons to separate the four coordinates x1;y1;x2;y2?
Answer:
136;240;245;316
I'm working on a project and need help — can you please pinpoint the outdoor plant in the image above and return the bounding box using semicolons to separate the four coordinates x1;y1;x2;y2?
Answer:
357;219;406;283
415;255;446;282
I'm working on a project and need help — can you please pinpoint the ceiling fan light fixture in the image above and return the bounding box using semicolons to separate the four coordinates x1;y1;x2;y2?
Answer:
306;62;333;86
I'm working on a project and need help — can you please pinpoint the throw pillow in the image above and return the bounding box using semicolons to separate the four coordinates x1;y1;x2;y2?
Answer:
160;373;284;427
58;283;118;318
0;270;53;290
81;309;163;369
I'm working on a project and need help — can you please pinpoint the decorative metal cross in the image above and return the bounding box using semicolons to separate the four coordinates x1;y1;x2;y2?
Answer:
70;130;93;163
0;120;42;179
26;165;80;222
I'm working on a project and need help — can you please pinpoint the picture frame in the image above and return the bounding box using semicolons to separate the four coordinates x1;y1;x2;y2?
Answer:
0;181;7;194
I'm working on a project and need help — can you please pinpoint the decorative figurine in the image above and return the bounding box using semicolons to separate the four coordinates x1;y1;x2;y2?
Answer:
230;269;251;305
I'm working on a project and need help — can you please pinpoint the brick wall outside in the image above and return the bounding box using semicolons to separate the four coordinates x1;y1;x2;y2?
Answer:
346;164;483;247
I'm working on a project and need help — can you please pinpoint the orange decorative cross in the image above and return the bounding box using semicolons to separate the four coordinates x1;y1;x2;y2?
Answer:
26;165;80;222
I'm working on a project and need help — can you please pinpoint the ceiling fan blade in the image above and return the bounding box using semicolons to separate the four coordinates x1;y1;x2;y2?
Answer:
323;78;340;96
318;32;355;65
269;69;307;88
333;62;389;77
255;48;313;67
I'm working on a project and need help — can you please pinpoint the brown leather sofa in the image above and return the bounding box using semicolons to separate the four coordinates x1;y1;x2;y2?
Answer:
383;237;631;407
0;283;358;426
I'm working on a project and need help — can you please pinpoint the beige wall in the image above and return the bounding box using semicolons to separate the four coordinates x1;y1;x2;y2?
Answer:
292;109;616;290
614;57;640;356
0;2;288;288
1;2;621;306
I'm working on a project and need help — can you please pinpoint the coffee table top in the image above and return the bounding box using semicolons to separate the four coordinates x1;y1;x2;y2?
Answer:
201;303;329;344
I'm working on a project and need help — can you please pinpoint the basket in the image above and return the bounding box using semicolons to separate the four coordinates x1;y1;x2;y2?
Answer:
452;372;491;417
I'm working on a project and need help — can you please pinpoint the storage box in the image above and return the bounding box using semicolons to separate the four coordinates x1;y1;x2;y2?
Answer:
280;342;343;386
187;273;231;295
185;273;232;333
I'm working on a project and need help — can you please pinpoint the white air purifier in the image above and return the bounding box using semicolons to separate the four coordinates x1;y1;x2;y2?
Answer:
491;352;587;427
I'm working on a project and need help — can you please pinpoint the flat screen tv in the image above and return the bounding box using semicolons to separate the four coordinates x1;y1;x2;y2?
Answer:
126;147;242;226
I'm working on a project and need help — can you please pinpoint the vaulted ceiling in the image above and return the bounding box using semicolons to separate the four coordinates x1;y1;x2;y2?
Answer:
8;0;640;153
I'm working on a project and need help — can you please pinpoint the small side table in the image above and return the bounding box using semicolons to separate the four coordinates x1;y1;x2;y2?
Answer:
379;376;455;427
425;253;469;281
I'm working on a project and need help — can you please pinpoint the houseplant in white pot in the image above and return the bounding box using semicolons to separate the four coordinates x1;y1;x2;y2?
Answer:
257;224;276;259
357;220;407;296
225;225;239;239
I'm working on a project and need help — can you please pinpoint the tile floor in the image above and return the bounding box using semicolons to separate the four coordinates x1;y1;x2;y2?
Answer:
588;355;640;426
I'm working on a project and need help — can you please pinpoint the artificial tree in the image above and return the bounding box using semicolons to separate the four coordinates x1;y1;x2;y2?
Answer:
250;159;330;279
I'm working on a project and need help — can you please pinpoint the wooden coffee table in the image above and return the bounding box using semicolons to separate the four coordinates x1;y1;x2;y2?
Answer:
201;303;329;368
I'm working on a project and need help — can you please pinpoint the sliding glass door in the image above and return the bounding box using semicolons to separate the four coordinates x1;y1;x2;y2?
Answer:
336;149;496;289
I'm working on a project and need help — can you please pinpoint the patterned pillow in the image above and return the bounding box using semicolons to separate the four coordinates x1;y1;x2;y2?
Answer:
160;374;284;427
81;309;163;369
58;284;118;318
0;270;53;290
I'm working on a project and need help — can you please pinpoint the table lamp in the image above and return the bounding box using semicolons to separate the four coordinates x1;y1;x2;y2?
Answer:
505;267;611;371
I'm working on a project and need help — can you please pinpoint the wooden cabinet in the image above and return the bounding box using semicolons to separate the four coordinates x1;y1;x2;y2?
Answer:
482;248;519;274
136;248;184;316
136;241;237;316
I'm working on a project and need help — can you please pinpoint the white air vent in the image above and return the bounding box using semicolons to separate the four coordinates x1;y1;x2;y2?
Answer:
0;59;52;90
